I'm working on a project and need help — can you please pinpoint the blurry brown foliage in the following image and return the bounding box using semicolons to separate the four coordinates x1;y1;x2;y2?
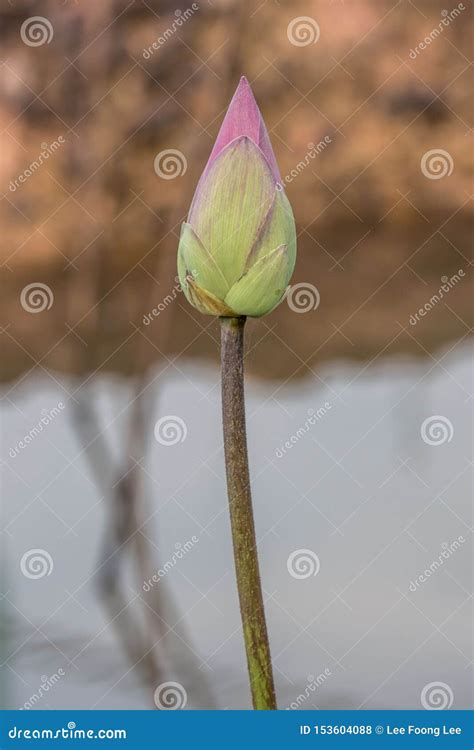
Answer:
1;0;472;384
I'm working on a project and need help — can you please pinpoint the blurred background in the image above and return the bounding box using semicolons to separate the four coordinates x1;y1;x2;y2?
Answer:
0;0;472;711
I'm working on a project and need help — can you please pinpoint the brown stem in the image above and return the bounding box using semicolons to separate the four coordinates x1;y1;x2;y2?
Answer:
220;316;277;710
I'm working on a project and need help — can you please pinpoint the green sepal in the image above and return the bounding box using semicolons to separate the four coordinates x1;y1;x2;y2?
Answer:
225;244;292;317
185;277;236;317
177;222;229;299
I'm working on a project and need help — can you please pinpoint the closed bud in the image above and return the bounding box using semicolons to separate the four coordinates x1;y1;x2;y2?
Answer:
178;77;297;317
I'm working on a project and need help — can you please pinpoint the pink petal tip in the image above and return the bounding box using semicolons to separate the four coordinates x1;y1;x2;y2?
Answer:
206;77;281;183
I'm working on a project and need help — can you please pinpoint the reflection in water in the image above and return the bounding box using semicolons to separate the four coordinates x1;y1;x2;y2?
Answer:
1;344;472;709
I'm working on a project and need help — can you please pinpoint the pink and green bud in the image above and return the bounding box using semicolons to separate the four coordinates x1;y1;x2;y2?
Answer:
178;77;296;318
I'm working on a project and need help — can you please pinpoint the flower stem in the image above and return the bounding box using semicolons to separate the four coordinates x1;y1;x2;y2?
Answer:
220;316;277;710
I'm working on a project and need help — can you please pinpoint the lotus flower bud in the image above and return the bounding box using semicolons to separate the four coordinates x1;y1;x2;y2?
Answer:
178;77;296;317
